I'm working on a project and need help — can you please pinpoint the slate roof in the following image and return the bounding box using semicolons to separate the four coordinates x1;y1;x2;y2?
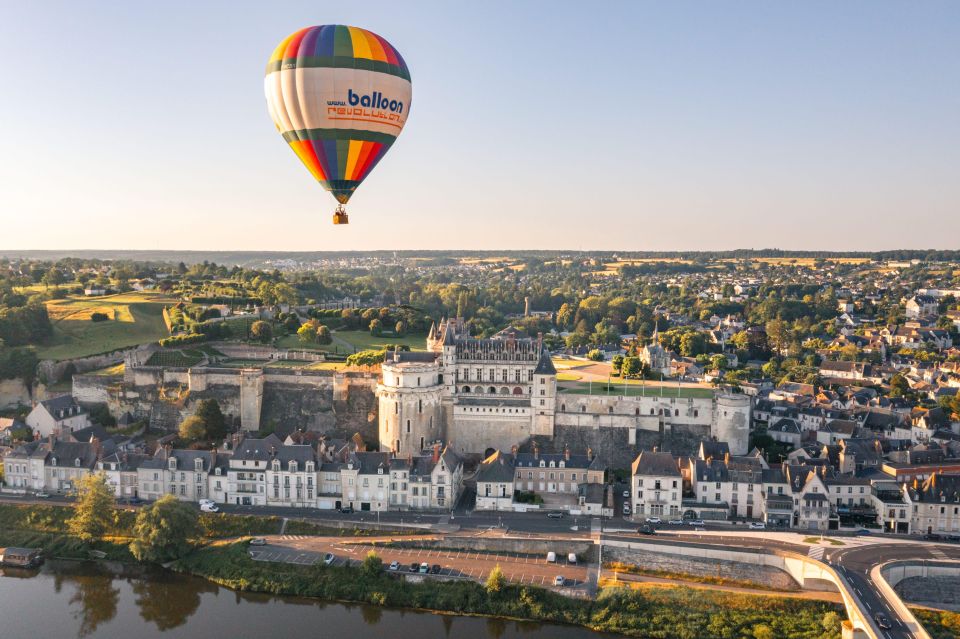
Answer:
476;450;516;483
631;451;680;477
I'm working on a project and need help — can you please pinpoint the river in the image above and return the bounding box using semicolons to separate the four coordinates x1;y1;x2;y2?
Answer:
0;561;620;639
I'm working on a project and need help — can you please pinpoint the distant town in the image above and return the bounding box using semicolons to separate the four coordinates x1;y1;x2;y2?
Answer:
2;250;960;639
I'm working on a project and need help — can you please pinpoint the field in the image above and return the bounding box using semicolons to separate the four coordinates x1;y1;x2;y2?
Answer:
276;330;426;354
558;381;715;399
37;292;175;360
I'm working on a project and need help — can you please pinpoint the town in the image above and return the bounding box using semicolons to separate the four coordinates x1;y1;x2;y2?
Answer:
2;250;960;638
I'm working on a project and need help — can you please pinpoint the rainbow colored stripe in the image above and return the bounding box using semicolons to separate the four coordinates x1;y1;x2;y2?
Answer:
266;24;409;80
283;132;394;203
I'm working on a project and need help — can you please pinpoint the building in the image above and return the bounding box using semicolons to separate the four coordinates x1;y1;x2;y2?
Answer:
475;450;516;511
25;396;91;438
904;473;960;534
630;450;682;519
905;295;939;319
511;445;604;497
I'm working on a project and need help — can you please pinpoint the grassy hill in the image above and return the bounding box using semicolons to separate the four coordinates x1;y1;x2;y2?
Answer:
36;292;174;360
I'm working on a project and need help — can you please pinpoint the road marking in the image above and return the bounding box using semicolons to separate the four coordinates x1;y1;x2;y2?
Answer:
807;546;825;561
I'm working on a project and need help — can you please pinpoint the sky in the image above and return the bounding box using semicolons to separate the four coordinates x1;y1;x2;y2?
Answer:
1;1;958;252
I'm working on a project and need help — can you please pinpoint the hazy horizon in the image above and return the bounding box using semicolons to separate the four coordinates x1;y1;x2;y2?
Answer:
2;1;958;251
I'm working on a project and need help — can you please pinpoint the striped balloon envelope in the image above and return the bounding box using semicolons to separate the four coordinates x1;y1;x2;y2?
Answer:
265;25;411;224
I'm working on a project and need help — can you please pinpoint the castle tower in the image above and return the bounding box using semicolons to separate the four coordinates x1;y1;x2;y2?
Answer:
532;347;557;437
376;350;444;455
713;393;751;455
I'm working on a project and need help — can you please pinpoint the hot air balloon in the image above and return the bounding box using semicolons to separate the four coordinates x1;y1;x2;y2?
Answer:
264;25;411;224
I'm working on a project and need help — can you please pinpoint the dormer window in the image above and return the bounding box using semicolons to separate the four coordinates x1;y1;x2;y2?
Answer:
378;467;383;474
539;460;545;468
549;461;555;468
168;459;176;470
272;460;280;471
289;461;297;473
75;458;81;467
51;457;57;466
195;458;203;471
306;462;314;473
215;467;222;476
559;461;565;468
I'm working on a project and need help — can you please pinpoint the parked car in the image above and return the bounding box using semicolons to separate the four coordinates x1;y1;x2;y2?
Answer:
622;490;630;498
687;519;705;527
200;503;219;513
35;492;50;499
409;562;419;572
622;504;631;515
637;525;656;535
249;537;267;546
430;564;442;574
567;553;577;564
854;528;871;536
546;511;563;519
923;533;942;541
419;562;429;574
646;517;662;525
199;499;215;506
944;535;960;543
553;575;565;586
324;553;335;565
749;522;766;530
668;519;684;525
873;612;892;630
546;551;557;563
339;506;354;514
389;560;400;571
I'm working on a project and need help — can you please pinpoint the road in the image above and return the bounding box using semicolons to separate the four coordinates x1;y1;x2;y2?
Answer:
4;491;959;636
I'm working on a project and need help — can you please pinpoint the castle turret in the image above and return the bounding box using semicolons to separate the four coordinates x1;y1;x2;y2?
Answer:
713;393;751;456
377;350;445;455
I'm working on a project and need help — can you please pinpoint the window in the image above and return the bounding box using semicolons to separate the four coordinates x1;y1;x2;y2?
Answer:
406;420;411;433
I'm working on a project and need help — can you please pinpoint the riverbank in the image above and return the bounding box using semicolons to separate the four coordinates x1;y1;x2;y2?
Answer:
174;540;844;638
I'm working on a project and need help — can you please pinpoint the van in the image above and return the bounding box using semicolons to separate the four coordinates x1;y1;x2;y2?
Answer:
567;553;577;564
546;551;557;563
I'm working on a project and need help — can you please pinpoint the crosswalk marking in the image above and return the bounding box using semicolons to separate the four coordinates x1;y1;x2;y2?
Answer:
280;535;307;540
929;546;948;560
807;546;825;560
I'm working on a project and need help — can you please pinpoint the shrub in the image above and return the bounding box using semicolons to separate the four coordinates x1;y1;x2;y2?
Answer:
90;312;110;322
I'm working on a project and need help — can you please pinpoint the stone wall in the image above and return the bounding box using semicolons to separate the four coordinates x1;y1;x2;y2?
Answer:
894;576;960;612
605;545;799;590
548;422;708;469
403;535;595;560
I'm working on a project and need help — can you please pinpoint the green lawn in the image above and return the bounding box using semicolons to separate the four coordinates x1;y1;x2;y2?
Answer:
275;330;426;354
558;381;715;399
37;293;174;360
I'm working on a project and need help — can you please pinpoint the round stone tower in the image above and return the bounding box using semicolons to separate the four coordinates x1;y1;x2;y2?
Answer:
713;393;751;456
376;351;444;455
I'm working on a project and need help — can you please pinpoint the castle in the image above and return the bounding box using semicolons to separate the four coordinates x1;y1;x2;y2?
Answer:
377;318;751;460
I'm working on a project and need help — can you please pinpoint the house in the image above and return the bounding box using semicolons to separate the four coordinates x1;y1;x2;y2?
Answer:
25;396;91;438
225;434;282;506
475;450;516;511
0;417;26;444
816;420;859;446
630;450;682;520
511;445;604;497
903;472;960;535
768;418;802;449
905;295;939;319
83;286;106;296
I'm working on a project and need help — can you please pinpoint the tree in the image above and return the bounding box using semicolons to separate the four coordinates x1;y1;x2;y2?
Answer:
752;624;775;639
586;349;604;362
369;318;382;336
361;551;383;577
679;332;707;357
611;354;624;373
316;324;332;345
710;354;728;371
486;565;506;594
621;356;642;378
195;399;226;440
67;473;115;543
890;373;910;398
250;320;272;343
394;320;406;337
821;611;840;634
130;495;198;562
297;321;317;344
178;415;206;442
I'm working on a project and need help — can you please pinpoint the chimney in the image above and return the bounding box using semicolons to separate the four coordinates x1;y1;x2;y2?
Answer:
564;445;571;462
533;443;540;460
48;433;55;449
511;444;518;456
91;436;101;457
587;447;594;461
432;442;441;464
211;447;217;466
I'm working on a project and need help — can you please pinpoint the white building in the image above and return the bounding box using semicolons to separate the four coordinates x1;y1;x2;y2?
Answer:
25;396;91;438
630;450;682;519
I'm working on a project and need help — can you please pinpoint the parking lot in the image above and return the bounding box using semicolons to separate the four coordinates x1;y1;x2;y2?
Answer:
250;535;590;592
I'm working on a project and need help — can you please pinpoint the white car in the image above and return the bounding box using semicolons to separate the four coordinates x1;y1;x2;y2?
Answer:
553;575;565;587
749;522;766;530
389;560;400;571
668;519;684;525
199;499;215;506
622;504;631;515
200;503;219;513
324;553;335;565
647;517;662;525
622;490;630;498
